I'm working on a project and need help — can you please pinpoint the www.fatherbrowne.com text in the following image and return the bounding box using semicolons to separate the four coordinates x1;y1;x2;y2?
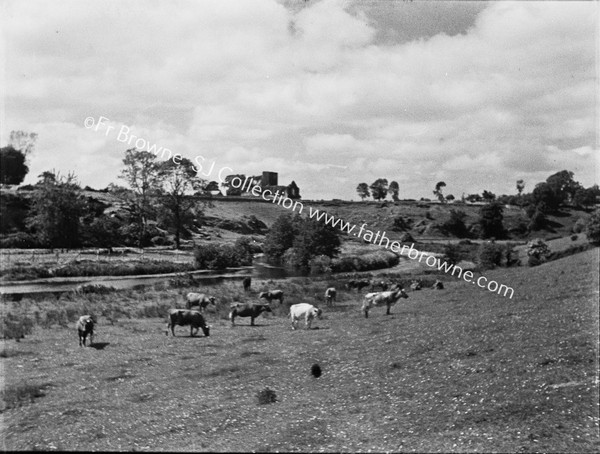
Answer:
85;115;515;299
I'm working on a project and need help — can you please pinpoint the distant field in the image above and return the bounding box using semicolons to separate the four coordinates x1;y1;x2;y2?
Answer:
2;249;598;451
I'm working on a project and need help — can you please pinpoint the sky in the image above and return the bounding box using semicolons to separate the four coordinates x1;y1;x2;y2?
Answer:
1;0;598;200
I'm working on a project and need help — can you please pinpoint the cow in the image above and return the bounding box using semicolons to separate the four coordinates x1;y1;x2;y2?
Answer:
185;293;216;312
361;287;409;318
259;290;284;304
166;309;210;337
370;280;388;292
432;280;444;290
76;315;95;347
290;303;323;330
229;302;272;326
242;276;252;292
324;287;337;306
346;280;370;292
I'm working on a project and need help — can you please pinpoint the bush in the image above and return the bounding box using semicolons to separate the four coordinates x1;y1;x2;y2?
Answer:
585;210;600;245
1;313;35;340
477;242;504;269
442;243;462;266
331;250;399;273
479;202;505;239
442;209;468;237
194;243;252;269
309;255;332;274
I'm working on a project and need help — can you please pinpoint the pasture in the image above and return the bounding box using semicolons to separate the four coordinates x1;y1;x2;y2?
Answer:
1;250;598;451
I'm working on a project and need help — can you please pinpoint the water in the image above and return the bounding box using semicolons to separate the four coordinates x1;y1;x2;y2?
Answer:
0;255;309;296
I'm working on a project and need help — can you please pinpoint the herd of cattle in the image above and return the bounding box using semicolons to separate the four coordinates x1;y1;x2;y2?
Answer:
76;276;445;346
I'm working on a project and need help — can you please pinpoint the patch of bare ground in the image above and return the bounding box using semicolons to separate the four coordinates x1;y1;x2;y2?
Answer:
2;249;598;451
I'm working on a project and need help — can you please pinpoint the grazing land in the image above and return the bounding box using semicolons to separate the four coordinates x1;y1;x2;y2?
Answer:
1;249;598;452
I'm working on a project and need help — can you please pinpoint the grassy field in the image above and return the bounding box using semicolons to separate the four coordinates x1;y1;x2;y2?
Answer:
1;249;598;452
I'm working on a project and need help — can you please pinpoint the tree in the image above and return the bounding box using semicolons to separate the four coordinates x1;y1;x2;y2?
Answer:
532;182;561;213
369;179;388;201
479;201;505;239
546;170;581;205
0;146;29;186
433;181;446;203
445;194;455;202
443;209;468;237
389;181;400;202
9;130;37;156
158;157;205;249
482;190;496;202
465;193;482;203
516;179;525;196
263;213;300;260
356;183;370;201
573;186;598;209
26;171;85;248
291;217;341;268
118;148;162;247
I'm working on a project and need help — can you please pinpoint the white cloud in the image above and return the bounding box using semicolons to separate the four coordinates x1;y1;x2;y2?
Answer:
2;0;597;199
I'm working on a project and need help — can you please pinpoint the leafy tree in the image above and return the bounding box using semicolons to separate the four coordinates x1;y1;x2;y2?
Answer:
482;190;496;202
442;243;462;266
26;171;85;248
532;182;561;213
546;170;581;205
389;181;400;202
9;130;37;156
433;181;446;203
263;213;300;260
516;179;525;196
157;158;204;249
0;146;29;186
479;201;505;239
573;186;598;209
291;217;341;268
465;193;482;203
222;174;245;196
443;209;468;237
445;194;455;202
118;148;162;247
586;209;600;245
356;183;370;201
369;179;388;201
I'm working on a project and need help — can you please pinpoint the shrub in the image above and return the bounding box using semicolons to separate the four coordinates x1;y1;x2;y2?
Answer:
194;243;252;269
442;243;462;266
477;242;504;269
442;209;468;237
309;255;332;274
571;234;578;241
1;313;34;340
585;210;600;245
1;382;50;411
256;387;277;405
572;217;587;234
479;202;505;239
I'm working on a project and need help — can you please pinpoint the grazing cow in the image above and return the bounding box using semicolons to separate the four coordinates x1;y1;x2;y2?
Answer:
76;315;95;347
371;280;388;292
242;276;252;292
290;303;322;330
324;287;337;306
185;293;216;311
259;290;284;304
346;280;370;292
166;309;210;337
410;280;422;291
229;302;272;326
361;288;409;318
432;280;444;290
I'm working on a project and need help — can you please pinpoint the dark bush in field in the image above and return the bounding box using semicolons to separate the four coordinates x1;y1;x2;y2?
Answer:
585;209;600;245
477;242;505;269
0;382;50;411
194;243;252;269
1;312;34;340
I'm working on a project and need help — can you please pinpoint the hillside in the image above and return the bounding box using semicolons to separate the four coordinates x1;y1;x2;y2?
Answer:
2;247;598;451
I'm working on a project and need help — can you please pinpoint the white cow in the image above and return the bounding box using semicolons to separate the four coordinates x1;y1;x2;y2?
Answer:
290;303;322;330
361;288;409;318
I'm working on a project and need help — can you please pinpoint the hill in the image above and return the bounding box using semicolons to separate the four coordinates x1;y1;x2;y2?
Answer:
2;248;598;451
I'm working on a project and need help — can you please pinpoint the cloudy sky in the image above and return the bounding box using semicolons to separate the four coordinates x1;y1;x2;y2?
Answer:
1;0;597;200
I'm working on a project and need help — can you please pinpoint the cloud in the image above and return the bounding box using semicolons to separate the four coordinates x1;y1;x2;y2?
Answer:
2;0;597;200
